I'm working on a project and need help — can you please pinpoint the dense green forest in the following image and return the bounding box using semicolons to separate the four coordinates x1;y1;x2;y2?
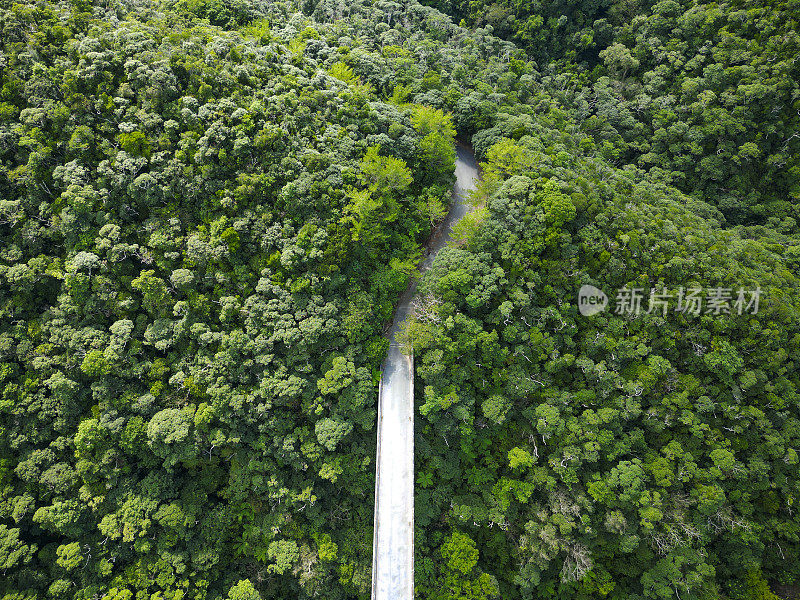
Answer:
427;0;800;228
1;0;798;598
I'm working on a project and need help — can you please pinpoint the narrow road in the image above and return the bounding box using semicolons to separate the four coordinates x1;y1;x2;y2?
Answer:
371;143;479;600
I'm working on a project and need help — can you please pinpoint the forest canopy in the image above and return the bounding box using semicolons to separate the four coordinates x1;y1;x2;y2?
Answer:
1;0;799;598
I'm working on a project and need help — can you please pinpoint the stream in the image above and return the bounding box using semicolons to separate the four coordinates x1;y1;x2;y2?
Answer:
371;143;480;600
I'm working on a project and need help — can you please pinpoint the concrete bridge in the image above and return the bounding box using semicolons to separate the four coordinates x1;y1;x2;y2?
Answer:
371;144;479;600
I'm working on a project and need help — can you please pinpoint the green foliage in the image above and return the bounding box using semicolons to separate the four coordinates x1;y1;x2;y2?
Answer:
267;540;299;574
410;131;800;598
359;145;413;195
0;525;35;570
329;62;359;86
419;530;501;600
431;0;800;229
315;418;353;452
0;0;460;597
227;580;262;600
55;542;82;572
441;531;479;574
0;0;797;598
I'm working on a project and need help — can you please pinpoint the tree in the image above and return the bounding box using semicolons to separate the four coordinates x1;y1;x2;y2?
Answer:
147;408;195;467
0;525;35;570
227;580;262;600
315;418;353;452
55;542;82;572
441;531;479;574
267;540;299;574
359;145;413;195
599;43;639;82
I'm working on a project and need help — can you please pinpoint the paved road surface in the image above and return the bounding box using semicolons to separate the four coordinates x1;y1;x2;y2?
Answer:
372;143;479;600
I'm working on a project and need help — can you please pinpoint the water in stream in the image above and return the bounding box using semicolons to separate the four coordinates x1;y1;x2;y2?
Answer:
371;143;479;600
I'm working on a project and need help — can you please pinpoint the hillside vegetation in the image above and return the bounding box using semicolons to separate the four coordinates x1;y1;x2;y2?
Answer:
1;0;799;599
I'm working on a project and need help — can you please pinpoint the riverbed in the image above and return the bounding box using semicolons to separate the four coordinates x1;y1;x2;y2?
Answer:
371;143;479;600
